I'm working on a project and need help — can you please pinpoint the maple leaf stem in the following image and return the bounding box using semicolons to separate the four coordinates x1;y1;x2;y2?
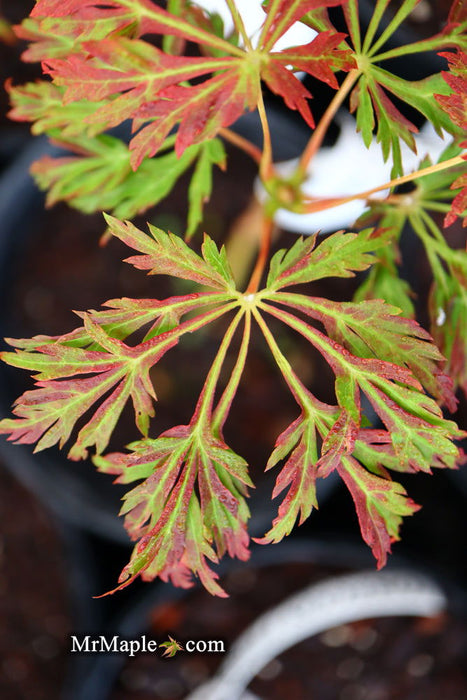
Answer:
213;311;251;434
258;300;352;376
118;0;247;58
302;155;467;214
408;213;451;290
225;0;253;51
251;306;330;429
245;215;274;295
219;128;262;165
138;301;239;366
257;89;274;181
297;69;361;175
194;309;245;426
257;0;282;51
252;305;304;399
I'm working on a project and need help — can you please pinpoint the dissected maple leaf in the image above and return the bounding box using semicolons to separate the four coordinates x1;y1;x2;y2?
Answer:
17;1;355;167
273;293;457;410
253;303;460;566
128;65;260;166
353;145;467;395
310;0;467;177
266;228;390;290
160;636;184;657
337;455;420;568
258;397;337;543
104;215;236;290
0;294;236;459
6;293;224;351
7;81;111;137
0;316;166;459
259;302;464;474
28;133;225;229
95;421;252;596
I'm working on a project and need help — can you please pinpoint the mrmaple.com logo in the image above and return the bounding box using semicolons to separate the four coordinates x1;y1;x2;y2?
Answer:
70;634;225;657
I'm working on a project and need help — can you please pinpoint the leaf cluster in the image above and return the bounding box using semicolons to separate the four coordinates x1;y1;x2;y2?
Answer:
1;0;466;595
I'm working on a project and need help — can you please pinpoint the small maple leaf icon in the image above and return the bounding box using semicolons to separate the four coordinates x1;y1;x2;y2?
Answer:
160;636;184;658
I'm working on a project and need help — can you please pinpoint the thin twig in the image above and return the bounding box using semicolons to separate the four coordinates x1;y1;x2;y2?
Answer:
219;128;262;165
298;69;360;175
245;215;274;294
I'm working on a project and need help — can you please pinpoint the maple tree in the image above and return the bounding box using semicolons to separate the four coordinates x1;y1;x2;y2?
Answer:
0;0;466;596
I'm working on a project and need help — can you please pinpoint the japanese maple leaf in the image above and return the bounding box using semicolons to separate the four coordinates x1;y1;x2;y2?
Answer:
436;51;467;227
258;402;334;544
338;455;420;569
96;421;252;597
0;316;174;459
29;1;354;166
160;636;184;658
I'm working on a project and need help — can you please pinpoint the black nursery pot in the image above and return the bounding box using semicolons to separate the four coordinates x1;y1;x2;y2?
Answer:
57;539;467;700
0;137;130;542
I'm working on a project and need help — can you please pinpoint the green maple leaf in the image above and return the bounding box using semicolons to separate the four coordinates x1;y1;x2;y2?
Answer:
307;0;466;177
28;132;225;230
354;145;467;397
266;228;391;290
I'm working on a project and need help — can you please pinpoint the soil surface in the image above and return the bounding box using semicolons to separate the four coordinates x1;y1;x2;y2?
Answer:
0;463;71;700
111;559;467;700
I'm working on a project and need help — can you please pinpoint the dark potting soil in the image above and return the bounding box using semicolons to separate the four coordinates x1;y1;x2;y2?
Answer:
110;560;467;700
0;462;71;700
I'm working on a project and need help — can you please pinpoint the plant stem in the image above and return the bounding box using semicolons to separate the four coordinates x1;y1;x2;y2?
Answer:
251;306;306;401
251;306;333;430
257;0;282;50
257;88;274;181
297;69;360;175
302;155;466;214
194;309;245;422
245;215;274;294
119;0;246;58
213;311;251;433
219;128;262;165
225;0;253;50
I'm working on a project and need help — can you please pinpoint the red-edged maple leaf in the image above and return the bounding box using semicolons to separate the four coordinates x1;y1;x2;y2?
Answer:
129;67;260;165
258;398;337;544
435;51;467;227
259;0;347;51
0;316;169;459
23;2;355;166
0;294;235;459
104;215;235;290
270;31;354;88
266;228;390;291
273;293;457;411
27;0;237;58
259;302;464;475
95;421;252;597
337;455;420;569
